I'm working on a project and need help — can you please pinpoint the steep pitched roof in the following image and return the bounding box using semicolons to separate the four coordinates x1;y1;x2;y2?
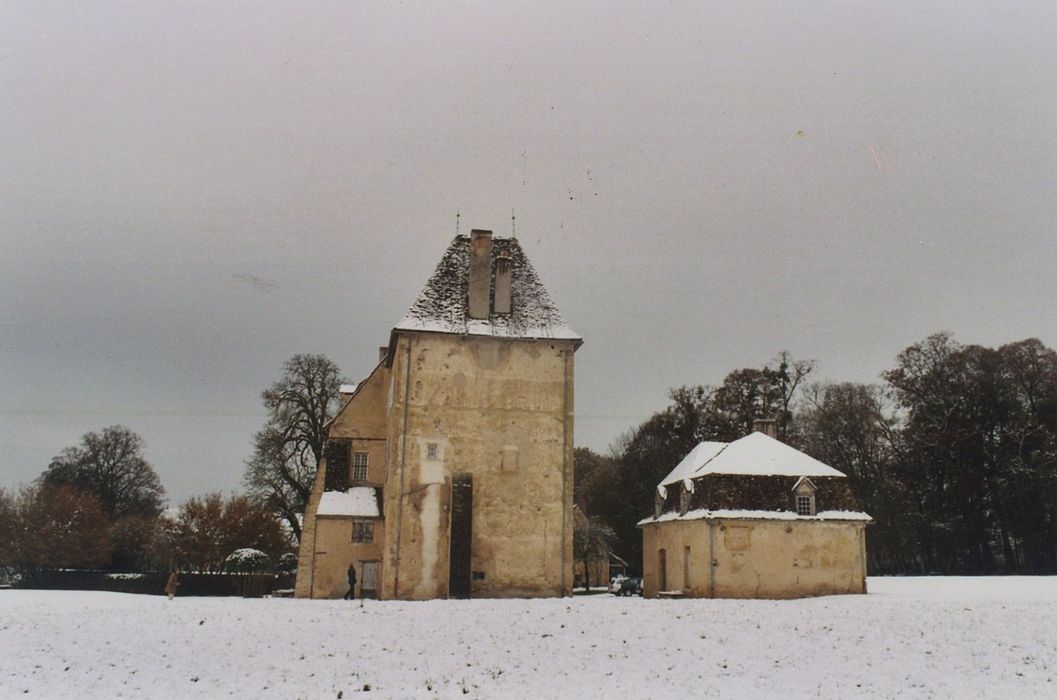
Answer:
659;441;728;487
394;235;581;342
659;431;846;486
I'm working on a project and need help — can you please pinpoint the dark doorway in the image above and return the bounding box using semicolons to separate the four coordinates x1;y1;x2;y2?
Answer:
449;475;473;598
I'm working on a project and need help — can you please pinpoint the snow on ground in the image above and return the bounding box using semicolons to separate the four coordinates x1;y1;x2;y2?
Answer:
2;577;1056;699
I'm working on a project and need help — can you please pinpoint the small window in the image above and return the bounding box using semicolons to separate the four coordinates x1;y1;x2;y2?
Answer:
683;546;691;589
351;519;373;544
426;442;438;460
796;494;815;516
658;549;668;591
352;451;369;481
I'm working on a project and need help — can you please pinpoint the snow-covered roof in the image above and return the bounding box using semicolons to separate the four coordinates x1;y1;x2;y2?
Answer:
339;383;358;394
658;432;846;486
316;487;380;518
394;235;581;341
659;441;728;486
638;509;873;526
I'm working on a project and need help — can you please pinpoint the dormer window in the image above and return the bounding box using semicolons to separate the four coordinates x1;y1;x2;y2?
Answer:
679;485;691;515
655;489;666;518
792;477;817;516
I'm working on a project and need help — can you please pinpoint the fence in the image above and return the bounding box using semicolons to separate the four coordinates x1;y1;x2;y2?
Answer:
18;570;295;597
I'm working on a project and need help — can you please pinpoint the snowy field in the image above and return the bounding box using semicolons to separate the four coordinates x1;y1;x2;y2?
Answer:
2;577;1056;699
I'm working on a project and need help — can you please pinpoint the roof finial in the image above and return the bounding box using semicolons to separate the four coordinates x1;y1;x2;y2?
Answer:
511;208;517;239
455;208;461;236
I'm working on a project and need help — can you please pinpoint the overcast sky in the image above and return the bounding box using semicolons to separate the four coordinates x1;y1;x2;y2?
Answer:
3;1;1055;504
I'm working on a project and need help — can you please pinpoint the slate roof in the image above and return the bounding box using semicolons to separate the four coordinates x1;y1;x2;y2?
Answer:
394;235;581;342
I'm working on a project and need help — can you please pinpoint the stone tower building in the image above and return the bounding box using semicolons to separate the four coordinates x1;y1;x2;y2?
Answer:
294;230;581;599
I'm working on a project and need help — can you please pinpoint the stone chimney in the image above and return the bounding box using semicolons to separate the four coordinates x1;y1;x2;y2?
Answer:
752;418;778;439
494;253;512;315
468;229;492;320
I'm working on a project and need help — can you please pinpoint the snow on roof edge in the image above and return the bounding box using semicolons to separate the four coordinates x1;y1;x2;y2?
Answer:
637;509;873;526
316;487;381;518
659;432;846;485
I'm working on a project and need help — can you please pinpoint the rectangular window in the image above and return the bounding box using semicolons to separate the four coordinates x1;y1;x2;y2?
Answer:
426;442;438;460
352;451;369;481
797;495;814;516
683;546;691;589
351;519;373;544
658;549;667;591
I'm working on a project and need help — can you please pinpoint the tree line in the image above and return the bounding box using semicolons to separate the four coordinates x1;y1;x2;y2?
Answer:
0;425;290;579
575;334;1057;576
0;354;346;582
4;336;1055;582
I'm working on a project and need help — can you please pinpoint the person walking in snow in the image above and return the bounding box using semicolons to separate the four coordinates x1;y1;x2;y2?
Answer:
344;563;357;600
165;569;181;600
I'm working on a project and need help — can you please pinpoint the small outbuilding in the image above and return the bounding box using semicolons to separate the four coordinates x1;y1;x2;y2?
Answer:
638;423;871;599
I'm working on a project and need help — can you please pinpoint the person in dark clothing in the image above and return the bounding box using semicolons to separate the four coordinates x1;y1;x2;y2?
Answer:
344;563;357;600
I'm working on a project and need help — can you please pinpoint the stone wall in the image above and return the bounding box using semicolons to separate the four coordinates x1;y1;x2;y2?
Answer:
306;516;385;599
294;359;390;598
382;331;576;599
642;518;867;599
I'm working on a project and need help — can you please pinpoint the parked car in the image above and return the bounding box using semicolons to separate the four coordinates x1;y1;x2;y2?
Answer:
615;576;642;596
608;575;628;594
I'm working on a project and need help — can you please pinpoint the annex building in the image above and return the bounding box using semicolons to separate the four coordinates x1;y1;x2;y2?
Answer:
639;421;872;599
294;229;582;599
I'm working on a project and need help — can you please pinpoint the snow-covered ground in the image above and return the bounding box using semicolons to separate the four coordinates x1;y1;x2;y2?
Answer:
2;577;1055;699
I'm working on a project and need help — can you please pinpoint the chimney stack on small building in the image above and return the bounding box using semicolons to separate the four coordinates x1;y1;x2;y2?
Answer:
468;229;493;320
752;418;778;439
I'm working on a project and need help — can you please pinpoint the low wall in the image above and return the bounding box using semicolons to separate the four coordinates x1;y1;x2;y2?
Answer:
18;571;295;597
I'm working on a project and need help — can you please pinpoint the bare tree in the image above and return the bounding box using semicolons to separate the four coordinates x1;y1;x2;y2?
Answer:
0;488;16;573
573;510;617;590
772;350;816;439
244;354;345;542
40;426;165;519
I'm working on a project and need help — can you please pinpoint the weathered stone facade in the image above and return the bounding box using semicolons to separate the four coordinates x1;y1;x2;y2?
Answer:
295;230;581;599
641;517;868;599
